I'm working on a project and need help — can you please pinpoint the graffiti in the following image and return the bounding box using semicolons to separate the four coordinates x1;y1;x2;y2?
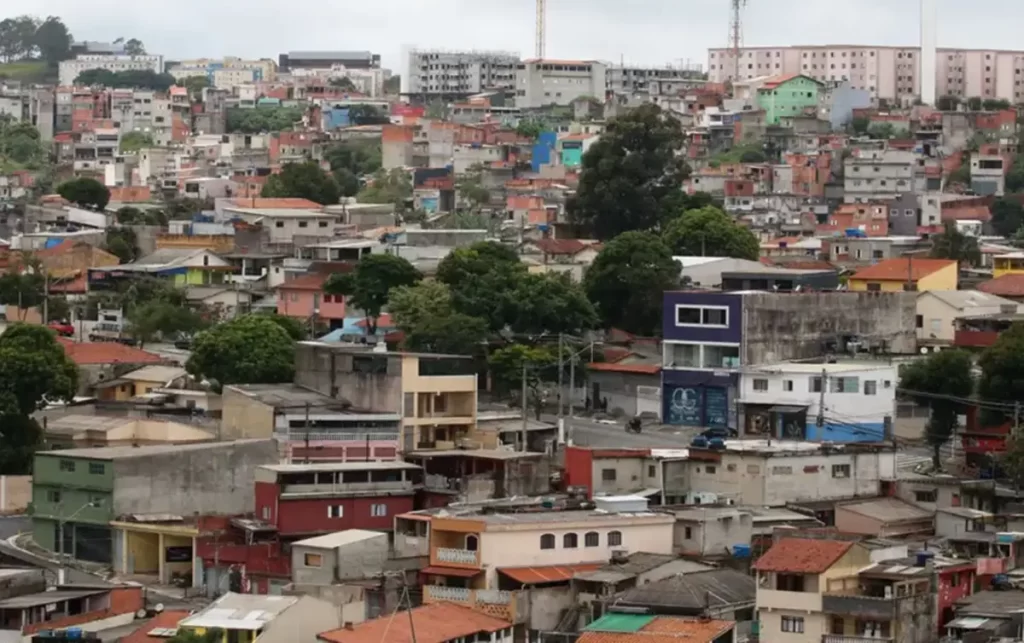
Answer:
666;386;701;426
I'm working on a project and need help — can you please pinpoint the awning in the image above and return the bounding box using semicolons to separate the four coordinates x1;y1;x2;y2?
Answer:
770;405;808;414
420;566;481;577
499;562;603;584
947;616;997;631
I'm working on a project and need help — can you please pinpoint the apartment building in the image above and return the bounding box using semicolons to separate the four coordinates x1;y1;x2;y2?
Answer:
221;206;340;244
515;59;607;108
402;49;519;98
59;54;164;86
605;63;705;96
279;50;380;72
167;57;277;88
844;148;917;203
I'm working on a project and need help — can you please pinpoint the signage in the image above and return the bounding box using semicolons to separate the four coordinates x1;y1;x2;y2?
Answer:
666;386;702;427
165;546;192;563
705;387;729;428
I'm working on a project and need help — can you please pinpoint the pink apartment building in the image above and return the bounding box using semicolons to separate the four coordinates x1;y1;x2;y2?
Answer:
276;273;346;324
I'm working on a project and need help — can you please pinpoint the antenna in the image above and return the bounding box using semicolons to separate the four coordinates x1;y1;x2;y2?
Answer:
729;0;748;81
535;0;546;59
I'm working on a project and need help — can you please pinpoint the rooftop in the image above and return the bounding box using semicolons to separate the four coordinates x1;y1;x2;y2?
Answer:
575;554;710;585
318;602;510;643
837;497;932;523
229;198;323;209
121;610;191;643
850;257;956;282
41;439;271;461
609;568;756;611
225;384;362;411
466;508;675;526
260;461;418;473
58;339;164;366
753;537;854;573
978;273;1024;298
121;365;188;383
226;207;336;218
921;289;1020;310
0;588;107;609
746;361;894;375
179;592;299;630
292;529;386;549
579;614;734;643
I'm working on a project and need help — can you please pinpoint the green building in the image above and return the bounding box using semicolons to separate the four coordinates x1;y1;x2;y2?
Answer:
756;75;824;126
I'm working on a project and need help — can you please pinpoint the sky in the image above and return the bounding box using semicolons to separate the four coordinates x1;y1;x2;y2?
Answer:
19;0;1024;72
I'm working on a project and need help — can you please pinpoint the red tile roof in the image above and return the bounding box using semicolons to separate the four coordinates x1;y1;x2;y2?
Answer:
318;602;511;643
850;258;956;282
601;347;635;363
531;238;599;256
498;563;603;584
978;274;1024;297
58;339;164;366
121;610;190;643
356;313;394;329
230;198;323;209
579;617;734;643
753;538;853;574
587;362;660;375
276;273;327;291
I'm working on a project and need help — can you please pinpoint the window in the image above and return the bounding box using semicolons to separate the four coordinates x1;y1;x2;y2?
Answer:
864;381;877;396
915;489;938;503
563;533;578;548
665;343;700;368
915;314;923;329
261;506;271;520
747;464;760;474
684;527;693;539
705;465;717;474
275;221;284;228
832;464;851;479
675;305;729;328
830;377;860;393
648;465;656;478
371;503;388;517
781;616;805;633
465;534;479;551
540;534;555;549
810;377;823;393
48;490;61;503
702;344;740;369
298;221;308;228
607;531;622;546
59;460;76;473
328;505;343;518
753;378;769;392
319;221;329;228
783;380;793;392
88;462;105;475
772;466;793;475
304;553;323;567
585;532;599;547
601;469;616;482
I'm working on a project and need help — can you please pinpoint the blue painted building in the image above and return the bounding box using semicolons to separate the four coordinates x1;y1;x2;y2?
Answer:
531;131;557;173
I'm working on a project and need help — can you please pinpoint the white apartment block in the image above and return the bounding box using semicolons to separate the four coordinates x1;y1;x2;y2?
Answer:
515;59;607;109
59;54;164;86
402;48;518;97
605;64;706;96
843;149;917;203
168;57;277;90
709;45;1024;105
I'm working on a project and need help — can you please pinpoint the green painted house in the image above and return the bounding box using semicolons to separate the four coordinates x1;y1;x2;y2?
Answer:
756;75;824;125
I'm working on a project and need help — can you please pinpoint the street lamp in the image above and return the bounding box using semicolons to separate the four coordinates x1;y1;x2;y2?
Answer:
57;500;100;584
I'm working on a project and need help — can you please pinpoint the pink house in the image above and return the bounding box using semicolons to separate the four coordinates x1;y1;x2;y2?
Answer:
276;273;346;323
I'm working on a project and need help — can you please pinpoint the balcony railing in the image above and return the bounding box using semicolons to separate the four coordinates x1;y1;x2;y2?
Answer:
822;636;893;643
424;585;512;605
822;594;896;620
436;548;478;564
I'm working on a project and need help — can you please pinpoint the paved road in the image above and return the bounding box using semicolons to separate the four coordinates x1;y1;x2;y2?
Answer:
0;516;28;540
553;415;699;449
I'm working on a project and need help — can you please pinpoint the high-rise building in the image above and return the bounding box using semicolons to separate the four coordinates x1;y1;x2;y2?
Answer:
920;0;937;105
401;48;519;99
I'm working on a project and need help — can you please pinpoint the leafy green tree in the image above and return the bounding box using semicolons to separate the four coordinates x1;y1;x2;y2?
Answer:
262;161;341;206
329;77;357;91
57;177;110;210
347;104;389;125
383;75;400;94
127;300;207;348
930;221;981;266
948;161;971;187
489;344;556;419
334;169;360;197
899;350;975;468
104;228;139;263
983;98;1011;111
119;131;153;153
662;206;760;260
324;255;422;334
178;75;209;99
436;242;525;331
388;281;489;355
0;270;44;320
505;272;597;336
567;103;690;239
978;323;1024;427
0;16;38;61
357;168;412;208
0;114;46;169
457;167;491;211
263;313;308;341
966;96;983;111
1001;430;1024;491
123;38;145;56
31;16;71;66
186;315;295;389
515;119;545;140
584;231;680;336
0;323;78;415
850;115;870;135
74;69;175;91
115;206;165;226
936;95;960;111
991;198;1024;236
325;140;381;177
867;123;897;140
225;106;305;134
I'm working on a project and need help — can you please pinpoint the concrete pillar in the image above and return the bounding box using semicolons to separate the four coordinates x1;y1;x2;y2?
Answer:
920;0;937;105
157;532;165;584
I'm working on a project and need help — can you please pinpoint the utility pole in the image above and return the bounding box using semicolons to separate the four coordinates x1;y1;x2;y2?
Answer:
303;402;311;464
521;362;529;452
557;333;564;444
815;368;827;438
42;272;49;324
57;500;65;585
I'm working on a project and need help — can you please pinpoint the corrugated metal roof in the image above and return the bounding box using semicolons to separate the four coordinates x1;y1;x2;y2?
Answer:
584;614;654;633
499;562;603;584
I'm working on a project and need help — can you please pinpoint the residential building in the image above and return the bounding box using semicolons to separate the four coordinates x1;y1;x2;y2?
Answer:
578;614;735;643
971;151;1006;196
279;51;381;71
844;148;917;204
57;340;165;395
59;54;164;86
294;344;480;453
585;362;662;420
121;610;191;643
826;234;933;265
602;568;756;625
834;497;934;537
572;554;714;619
848;257;958;292
87;248;234;291
978;273;1024;301
290;529;389;585
605;63;706;96
40;415;213;449
0;584;144;638
254;461;420;538
275;273;346;326
916;290;1021;347
741;361;897;442
756;74;823;125
943;590;1024;641
669;507;754;557
519;238;601;281
177;592;344;643
319;602;514;643
30;440;278;563
515;59;607;109
992;251;1024;279
402;49;519;98
167;57;277;88
222;207;340;244
661;291;916;429
94;365;188;401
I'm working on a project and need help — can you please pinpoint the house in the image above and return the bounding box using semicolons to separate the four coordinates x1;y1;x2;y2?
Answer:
756;74;824;125
276;273;346;326
120;609;191;643
602;568;756;624
847;257;958;292
943;590;1024;641
586;362;662;419
290;529;390;586
572;554;714;622
916;290;1021;347
578;614;735;643
834;497;934;537
57;339;165;394
669;507;753;557
317;602;514;643
978;273;1024;301
41;415;214;449
177;592;343;643
31;440;278;567
991;251;1024;278
88;248;234;290
0;584;144;637
93;365;188;401
520;238;601;281
222;206;340;244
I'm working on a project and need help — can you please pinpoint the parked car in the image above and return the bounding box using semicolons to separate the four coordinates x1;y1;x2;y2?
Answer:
47;320;75;337
700;427;737;440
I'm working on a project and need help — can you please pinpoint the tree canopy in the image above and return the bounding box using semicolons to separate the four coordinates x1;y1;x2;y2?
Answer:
0;15;72;66
226;106;305;134
0;114;46;170
347;104;389;125
0;268;45;320
488;344;556;419
324;254;422;335
127;300;207;348
991;197;1024;237
262;161;341;206
899;350;975;468
567;103;690;239
357;168;412;209
505;272;598;337
119;131;153;153
389;281;488;355
57;177;110;210
436;241;525;332
0;323;78;416
662;206;760;260
930;221;980;266
186;315;296;389
978;323;1024;427
74;69;175;91
583;231;680;336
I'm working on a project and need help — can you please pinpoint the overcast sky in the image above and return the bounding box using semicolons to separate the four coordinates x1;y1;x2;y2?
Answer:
21;0;1024;71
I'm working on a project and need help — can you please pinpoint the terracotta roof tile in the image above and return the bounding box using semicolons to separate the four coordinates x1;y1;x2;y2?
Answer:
579;616;734;643
58;339;164;366
587;362;660;375
850;258;956;282
318;602;511;643
121;610;190;643
230;198;323;209
499;563;603;584
753;537;853;574
978;274;1024;297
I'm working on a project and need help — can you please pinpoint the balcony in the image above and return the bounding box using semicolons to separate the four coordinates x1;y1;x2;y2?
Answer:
757;589;821;613
954;329;1000;348
822;594;896;620
435;548;478;565
822;637;892;643
280;479;413;497
423;586;524;623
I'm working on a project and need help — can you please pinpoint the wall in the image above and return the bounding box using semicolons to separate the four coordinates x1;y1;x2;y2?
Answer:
0;476;30;514
294;345;404;413
220;387;277;440
271;495;415;537
522;586;574;632
916;263;960;292
111;440;279;516
675;512;753;556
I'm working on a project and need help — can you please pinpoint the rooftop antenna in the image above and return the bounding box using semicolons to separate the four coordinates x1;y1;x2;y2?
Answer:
535;0;546;59
729;0;748;81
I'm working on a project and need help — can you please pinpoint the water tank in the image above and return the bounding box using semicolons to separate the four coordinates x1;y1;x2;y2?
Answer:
708;437;726;450
915;550;935;566
732;544;752;558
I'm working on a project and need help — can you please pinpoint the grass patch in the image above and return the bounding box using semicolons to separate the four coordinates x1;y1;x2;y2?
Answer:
0;61;51;83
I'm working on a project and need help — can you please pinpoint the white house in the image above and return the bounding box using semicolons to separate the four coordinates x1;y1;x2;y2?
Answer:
740;361;897;443
916;290;1021;345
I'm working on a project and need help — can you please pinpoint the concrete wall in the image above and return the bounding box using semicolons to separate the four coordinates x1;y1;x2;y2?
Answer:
0;476;31;514
522;586;574;632
294;345;404;412
588;371;661;419
220;387;276;439
257;596;344;643
286;584;367;624
896;479;958;513
291;534;389;585
111;439;278;516
590;457;656;496
675;512;753;556
741;292;917;364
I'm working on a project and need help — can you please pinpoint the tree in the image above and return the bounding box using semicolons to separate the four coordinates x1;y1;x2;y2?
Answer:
127;300;207;348
264;313;307;341
936;95;960;111
515;119;545;140
0;323;77;416
225;106;305;134
436;242;525;331
325;140;381;177
334;168;360;197
867;123;897;140
323;255;422;335
1007;163;1024;194
123;38;145;56
567;103;690;239
983;98;1011;111
32;16;71;66
850;115;870;135
899;350;975;468
991;198;1024;237
178;75;209;99
0;114;46;169
329;77;357;91
186;315;295;388
930;220;981;266
115;206;165;226
105;228;139;263
74;69;175;91
0;270;45;320
662;206;760;260
489;344;556;418
383;75;400;94
584;231;680;336
357;168;412;209
262;161;341;206
505;272;598;336
388;281;488;355
0;16;38;61
119;131;153;153
347;104;389;126
739;148;768;163
966;96;983;111
978;323;1024;427
57;177;110;210
456;167;491;211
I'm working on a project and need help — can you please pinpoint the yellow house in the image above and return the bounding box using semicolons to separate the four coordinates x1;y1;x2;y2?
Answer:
400;353;480;449
848;258;958;292
992;251;1024;278
96;365;188;401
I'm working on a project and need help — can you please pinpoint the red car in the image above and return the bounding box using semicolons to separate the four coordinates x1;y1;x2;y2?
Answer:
47;321;75;337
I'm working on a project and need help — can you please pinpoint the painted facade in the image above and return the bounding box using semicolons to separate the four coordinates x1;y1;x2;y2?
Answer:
756;75;823;125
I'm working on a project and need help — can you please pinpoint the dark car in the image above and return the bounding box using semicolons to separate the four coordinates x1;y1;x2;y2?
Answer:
700;427;737;440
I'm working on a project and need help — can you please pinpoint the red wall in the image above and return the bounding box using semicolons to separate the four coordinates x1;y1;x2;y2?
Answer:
563;446;593;497
275;495;415;536
254;481;278;525
937;567;976;631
